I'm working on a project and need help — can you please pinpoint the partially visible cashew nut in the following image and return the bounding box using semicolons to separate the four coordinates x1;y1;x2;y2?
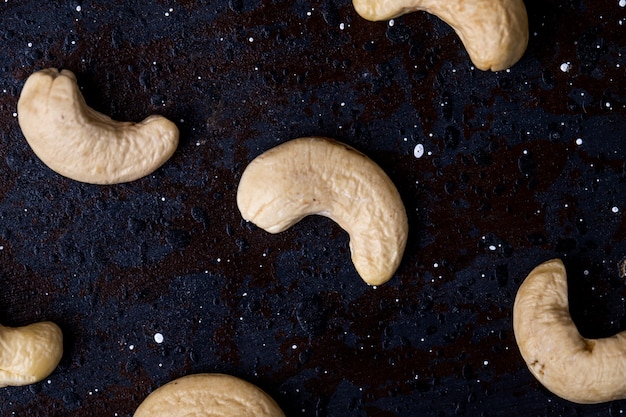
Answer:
0;321;63;388
133;373;285;417
17;68;179;184
352;0;529;71
514;258;626;404
236;137;408;286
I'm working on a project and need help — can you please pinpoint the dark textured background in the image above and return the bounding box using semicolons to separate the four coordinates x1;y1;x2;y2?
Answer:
1;0;625;415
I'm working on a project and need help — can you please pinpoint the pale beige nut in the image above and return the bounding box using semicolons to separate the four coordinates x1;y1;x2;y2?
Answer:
17;68;179;184
133;373;285;417
236;137;408;286
513;258;626;404
0;321;63;388
352;0;529;71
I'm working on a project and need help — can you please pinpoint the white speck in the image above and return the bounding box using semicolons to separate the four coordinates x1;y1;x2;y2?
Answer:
483;360;489;366
242;292;248;296
27;42;33;47
129;345;134;350
621;0;626;7
76;5;81;11
576;138;583;145
12;112;17;117
489;245;497;251
584;270;589;276
560;62;572;72
292;344;298;350
612;206;620;213
248;37;254;42
161;197;166;201
433;263;439;268
154;333;164;344
388;19;394;26
413;143;425;158
605;101;612;108
339;23;345;30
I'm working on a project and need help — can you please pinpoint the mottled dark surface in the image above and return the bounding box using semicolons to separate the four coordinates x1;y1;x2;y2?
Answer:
0;0;625;416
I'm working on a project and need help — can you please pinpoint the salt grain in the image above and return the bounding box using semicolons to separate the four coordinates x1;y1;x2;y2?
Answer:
154;333;164;344
414;143;425;158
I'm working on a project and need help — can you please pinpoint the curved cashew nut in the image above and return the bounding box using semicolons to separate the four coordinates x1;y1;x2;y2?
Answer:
352;0;529;71
236;137;408;286
17;68;179;184
0;321;63;388
133;373;285;417
513;258;626;404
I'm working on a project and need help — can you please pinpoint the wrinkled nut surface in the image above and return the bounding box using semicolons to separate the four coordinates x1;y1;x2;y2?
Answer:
237;137;408;286
17;68;179;184
0;321;63;388
352;0;528;71
513;258;626;404
133;373;285;417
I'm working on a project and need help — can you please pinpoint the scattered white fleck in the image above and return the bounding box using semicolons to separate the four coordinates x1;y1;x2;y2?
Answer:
76;5;81;11
413;143;425;158
620;0;625;8
388;19;394;26
27;42;33;47
248;37;254;42
129;345;134;350
12;112;17;117
154;333;164;344
612;206;620;213
483;360;489;366
339;22;345;30
433;262;439;268
559;62;572;72
242;292;248;297
292;344;298;350
161;197;166;201
576;138;583;145
489;245;497;251
583;270;590;276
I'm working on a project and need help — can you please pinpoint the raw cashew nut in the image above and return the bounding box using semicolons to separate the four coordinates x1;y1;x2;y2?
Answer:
352;0;529;71
0;321;63;388
133;373;285;417
17;68;179;184
513;258;626;404
236;137;408;286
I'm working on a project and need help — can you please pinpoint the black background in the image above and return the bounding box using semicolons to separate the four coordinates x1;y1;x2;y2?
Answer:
1;0;626;416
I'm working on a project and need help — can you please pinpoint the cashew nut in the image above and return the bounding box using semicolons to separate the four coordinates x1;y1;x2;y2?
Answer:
352;0;529;71
513;258;626;404
133;373;285;417
0;321;63;388
236;137;408;286
17;68;179;184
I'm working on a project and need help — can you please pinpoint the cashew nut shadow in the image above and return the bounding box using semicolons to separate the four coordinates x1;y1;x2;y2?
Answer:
514;258;626;404
17;68;179;185
236;137;408;286
352;0;529;71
